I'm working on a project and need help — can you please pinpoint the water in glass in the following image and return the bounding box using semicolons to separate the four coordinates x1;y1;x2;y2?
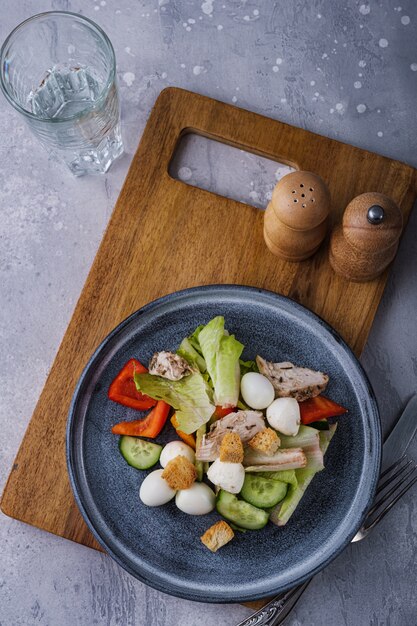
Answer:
0;12;123;176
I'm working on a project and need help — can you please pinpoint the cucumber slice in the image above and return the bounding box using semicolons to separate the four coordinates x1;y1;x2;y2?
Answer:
229;522;247;533
119;436;162;470
241;474;288;509
216;490;269;530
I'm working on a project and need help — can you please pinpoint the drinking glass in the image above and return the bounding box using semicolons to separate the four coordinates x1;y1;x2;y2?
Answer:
0;11;123;176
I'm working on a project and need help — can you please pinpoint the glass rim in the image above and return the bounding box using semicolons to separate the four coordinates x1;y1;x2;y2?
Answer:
0;11;117;123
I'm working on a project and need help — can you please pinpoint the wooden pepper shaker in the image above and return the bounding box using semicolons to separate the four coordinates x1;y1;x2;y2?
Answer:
329;192;403;282
264;171;330;261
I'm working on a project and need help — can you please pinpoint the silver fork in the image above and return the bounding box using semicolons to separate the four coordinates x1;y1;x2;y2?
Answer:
352;455;417;541
236;454;417;626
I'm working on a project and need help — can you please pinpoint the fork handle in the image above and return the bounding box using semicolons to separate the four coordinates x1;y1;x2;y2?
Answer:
236;579;311;626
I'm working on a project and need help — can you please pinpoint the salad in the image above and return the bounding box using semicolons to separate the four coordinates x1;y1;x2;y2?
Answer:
108;316;347;552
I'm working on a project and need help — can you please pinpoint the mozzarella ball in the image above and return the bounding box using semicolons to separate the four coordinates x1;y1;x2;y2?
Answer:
160;441;195;468
175;482;216;515
240;372;275;410
207;458;245;494
266;397;300;436
139;469;176;506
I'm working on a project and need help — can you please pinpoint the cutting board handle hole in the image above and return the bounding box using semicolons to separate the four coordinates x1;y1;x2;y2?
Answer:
168;131;296;209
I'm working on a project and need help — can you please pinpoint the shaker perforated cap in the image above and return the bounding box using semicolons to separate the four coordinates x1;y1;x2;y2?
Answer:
271;171;330;231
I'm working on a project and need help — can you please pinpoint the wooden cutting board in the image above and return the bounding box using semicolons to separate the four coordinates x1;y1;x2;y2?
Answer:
2;88;416;608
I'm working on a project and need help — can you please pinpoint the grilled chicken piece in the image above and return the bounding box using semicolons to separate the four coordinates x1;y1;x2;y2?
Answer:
256;356;329;402
244;447;307;471
243;448;307;472
149;351;192;381
196;411;265;462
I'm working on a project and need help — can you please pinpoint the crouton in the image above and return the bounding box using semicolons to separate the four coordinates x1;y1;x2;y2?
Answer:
200;520;235;552
161;455;197;490
219;432;244;463
248;427;280;456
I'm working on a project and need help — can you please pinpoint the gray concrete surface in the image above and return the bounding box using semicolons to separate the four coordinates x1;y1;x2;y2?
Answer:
1;1;417;625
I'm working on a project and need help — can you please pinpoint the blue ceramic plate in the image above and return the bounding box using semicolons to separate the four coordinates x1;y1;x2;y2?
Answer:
67;285;381;603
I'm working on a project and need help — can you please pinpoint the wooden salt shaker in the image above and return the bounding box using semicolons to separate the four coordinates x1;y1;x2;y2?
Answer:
264;171;330;261
329;192;403;282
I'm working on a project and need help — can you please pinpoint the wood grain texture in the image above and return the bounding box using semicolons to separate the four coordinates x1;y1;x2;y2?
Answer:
1;88;416;604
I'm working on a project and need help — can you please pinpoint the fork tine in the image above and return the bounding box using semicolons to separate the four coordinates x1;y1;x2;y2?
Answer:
367;463;417;519
377;459;414;494
364;472;417;533
378;454;406;482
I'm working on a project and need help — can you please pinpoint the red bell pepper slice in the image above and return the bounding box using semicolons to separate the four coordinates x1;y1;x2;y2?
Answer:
213;406;236;420
108;358;156;411
111;401;171;438
299;395;348;425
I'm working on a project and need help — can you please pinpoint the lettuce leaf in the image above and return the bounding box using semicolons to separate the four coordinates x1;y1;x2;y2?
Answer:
134;371;215;434
177;324;207;373
198;316;244;408
177;337;207;373
188;324;204;352
279;425;324;472
256;469;298;487
239;359;259;376
270;423;337;526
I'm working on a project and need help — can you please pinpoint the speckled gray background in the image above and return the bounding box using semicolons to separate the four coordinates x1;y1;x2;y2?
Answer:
1;1;417;625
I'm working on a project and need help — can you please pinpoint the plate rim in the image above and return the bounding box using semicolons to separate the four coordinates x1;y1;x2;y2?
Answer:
66;284;381;602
